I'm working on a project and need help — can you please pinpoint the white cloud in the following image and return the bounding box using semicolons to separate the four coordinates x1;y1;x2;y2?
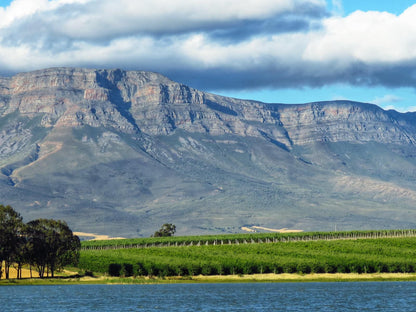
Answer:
292;5;416;70
380;104;416;113
0;0;324;39
0;0;416;92
370;94;404;112
304;6;416;64
0;0;40;27
372;94;402;106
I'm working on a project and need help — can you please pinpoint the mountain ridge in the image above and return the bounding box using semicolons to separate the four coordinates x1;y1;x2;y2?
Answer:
1;67;416;236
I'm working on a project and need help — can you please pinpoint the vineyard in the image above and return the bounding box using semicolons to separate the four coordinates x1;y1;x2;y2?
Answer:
81;229;416;250
78;230;416;277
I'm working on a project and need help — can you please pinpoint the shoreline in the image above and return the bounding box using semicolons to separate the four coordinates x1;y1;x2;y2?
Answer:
2;273;416;285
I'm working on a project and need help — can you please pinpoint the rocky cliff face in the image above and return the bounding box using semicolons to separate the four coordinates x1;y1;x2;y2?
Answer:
2;67;416;146
1;67;416;236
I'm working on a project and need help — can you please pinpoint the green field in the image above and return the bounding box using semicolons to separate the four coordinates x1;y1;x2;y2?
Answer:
78;231;416;277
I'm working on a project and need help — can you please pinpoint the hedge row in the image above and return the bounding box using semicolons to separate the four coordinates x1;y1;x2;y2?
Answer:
106;259;416;277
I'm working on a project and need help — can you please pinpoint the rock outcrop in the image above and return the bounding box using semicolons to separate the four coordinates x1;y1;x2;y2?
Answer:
2;67;416;146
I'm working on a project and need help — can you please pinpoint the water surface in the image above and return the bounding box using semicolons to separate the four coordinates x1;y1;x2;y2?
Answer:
2;282;416;311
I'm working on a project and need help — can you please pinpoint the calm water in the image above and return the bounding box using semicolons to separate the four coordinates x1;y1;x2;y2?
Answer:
2;282;416;311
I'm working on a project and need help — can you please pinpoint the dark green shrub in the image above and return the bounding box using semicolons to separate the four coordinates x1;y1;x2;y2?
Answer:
108;263;122;276
121;263;134;277
324;263;336;273
187;263;202;276
216;264;224;275
398;262;413;273
348;263;363;274
144;262;157;276
375;263;388;273
242;263;257;275
282;262;297;273
310;262;325;273
221;263;233;275
136;262;146;276
157;263;175;277
336;263;349;273
201;264;213;275
271;264;283;274
364;263;376;273
297;262;311;274
174;264;188;276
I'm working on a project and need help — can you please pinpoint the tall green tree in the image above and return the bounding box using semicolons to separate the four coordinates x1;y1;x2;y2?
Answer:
0;205;24;279
12;228;28;279
153;223;176;237
26;219;80;278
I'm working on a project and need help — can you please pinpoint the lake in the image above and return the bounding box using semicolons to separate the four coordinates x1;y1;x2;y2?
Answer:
2;282;416;311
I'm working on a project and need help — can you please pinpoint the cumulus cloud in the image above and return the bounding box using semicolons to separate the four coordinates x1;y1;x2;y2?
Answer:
0;0;325;41
372;94;402;106
372;94;404;111
0;0;416;93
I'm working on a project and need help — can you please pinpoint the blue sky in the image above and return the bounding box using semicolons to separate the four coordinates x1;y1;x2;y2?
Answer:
0;0;416;112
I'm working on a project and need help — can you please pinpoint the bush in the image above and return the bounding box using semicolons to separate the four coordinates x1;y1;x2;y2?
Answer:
201;264;213;276
108;263;122;276
174;264;188;276
282;262;297;274
336;263;349;273
310;262;325;274
243;263;259;275
270;264;283;274
144;262;157;277
296;262;311;274
348;263;363;274
187;263;202;276
324;263;336;273
136;262;146;276
157;263;174;277
121;263;134;277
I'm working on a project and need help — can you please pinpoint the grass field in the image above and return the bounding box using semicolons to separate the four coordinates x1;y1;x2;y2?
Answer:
3;273;416;286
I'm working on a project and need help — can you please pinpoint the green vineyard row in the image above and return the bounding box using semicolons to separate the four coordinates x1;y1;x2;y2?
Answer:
81;229;416;250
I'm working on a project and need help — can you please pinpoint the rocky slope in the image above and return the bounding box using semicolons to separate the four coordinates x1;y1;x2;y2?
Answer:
1;67;416;236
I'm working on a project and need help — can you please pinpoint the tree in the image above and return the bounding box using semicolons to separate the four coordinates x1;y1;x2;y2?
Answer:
0;205;24;279
153;223;176;237
25;219;80;278
12;230;28;279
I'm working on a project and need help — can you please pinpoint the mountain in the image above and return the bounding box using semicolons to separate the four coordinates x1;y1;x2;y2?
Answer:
1;67;416;237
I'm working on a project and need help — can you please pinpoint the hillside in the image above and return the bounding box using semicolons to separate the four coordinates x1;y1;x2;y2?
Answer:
1;67;416;236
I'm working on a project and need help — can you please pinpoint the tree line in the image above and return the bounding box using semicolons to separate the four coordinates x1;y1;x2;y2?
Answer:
0;205;80;279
